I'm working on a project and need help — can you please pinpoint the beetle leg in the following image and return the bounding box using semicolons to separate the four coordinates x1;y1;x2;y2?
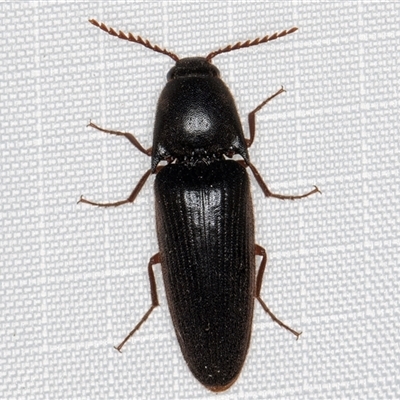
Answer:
248;162;321;200
88;121;152;156
246;86;285;147
255;244;302;339
114;253;161;352
78;168;153;207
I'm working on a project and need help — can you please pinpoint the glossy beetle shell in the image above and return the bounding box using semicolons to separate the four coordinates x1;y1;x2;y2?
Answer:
155;161;255;391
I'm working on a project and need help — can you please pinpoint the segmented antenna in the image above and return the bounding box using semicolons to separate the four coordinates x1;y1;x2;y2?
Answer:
206;27;298;61
89;19;180;62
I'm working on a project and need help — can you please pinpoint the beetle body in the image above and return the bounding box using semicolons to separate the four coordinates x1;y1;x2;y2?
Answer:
81;20;319;393
153;59;254;390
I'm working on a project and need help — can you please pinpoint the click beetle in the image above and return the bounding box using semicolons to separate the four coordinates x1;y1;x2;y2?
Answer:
80;19;320;392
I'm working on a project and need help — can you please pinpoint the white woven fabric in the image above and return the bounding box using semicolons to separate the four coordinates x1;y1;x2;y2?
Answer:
1;2;399;399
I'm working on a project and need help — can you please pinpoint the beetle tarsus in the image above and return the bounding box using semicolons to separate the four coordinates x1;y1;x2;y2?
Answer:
88;121;152;156
255;244;301;339
77;195;131;208
115;254;161;352
113;346;123;354
257;297;302;338
114;304;158;351
78;168;153;208
249;162;320;200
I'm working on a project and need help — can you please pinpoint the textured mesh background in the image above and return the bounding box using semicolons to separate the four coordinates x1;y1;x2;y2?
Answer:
1;2;399;399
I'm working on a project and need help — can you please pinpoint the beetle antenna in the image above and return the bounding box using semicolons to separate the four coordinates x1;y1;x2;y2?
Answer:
206;27;298;61
89;19;180;62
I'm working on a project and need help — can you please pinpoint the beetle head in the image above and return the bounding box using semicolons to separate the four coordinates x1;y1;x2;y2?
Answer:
167;58;220;80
